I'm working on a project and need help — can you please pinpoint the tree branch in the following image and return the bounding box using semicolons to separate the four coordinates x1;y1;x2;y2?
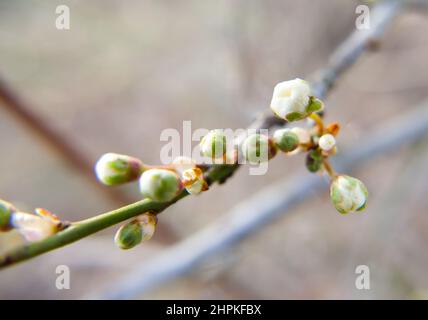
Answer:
97;100;428;299
0;0;402;269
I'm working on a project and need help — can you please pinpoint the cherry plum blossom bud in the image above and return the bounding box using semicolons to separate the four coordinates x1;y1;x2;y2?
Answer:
11;212;58;242
182;167;208;195
95;153;144;186
200;130;227;159
270;78;315;122
114;212;157;250
139;169;183;202
319;134;336;152
241;134;277;164
290;127;311;145
330;175;368;214
273;129;299;153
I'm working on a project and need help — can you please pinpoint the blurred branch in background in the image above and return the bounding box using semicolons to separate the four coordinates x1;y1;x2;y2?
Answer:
0;76;133;206
99;100;428;299
310;0;402;98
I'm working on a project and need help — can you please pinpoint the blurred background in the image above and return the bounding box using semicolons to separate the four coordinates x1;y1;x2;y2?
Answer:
0;0;428;299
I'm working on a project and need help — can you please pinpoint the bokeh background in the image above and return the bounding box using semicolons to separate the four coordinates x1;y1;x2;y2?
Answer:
1;0;428;299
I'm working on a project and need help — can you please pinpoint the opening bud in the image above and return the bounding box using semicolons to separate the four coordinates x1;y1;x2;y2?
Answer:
114;212;157;250
270;78;312;122
182;167;208;195
330;175;368;214
273;129;299;153
11;212;58;242
241;134;277;164
200;130;227;160
139;169;182;202
0;199;16;232
171;156;196;175
95;153;144;186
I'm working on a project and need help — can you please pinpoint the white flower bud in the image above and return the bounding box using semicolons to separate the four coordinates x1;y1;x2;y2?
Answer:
171;156;196;175
182;167;208;195
139;169;183;202
95;153;144;186
290;127;311;145
270;78;312;121
200;130;227;159
319;134;336;151
11;212;58;242
330;175;368;214
241;134;277;164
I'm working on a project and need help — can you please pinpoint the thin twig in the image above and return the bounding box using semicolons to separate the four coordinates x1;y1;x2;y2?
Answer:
0;0;401;269
98;100;428;299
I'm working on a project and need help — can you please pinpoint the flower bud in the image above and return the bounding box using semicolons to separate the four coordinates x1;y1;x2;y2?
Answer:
306;149;323;173
319;134;336;152
95;153;144;186
171;156;196;175
290;127;311;145
241;134;277;164
11;212;58;242
273;129;299;153
182;167;208;195
139;169;182;202
0;199;16;232
200;130;227;159
330;175;368;214
114;212;157;250
270;78;312;122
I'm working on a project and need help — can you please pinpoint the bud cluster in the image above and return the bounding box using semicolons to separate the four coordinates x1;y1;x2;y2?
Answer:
0;199;62;242
94;77;369;252
94;152;210;249
268;78;368;214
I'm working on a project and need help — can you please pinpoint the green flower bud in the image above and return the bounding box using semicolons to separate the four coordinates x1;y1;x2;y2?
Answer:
114;220;142;249
306;149;323;173
139;169;182;202
330;175;368;214
114;213;157;250
241;134;277;164
0;199;16;232
95;153;144;186
200;130;227;159
273;129;299;153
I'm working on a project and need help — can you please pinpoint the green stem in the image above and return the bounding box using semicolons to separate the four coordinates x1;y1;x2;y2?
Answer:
0;164;236;269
